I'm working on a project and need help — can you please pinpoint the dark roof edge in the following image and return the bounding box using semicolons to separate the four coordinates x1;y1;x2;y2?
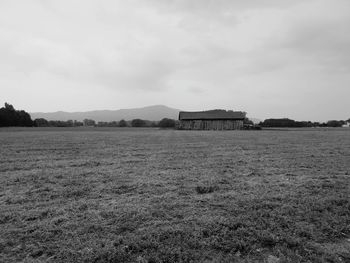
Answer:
179;110;246;120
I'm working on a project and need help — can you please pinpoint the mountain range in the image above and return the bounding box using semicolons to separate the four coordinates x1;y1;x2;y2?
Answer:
30;105;180;122
31;105;261;123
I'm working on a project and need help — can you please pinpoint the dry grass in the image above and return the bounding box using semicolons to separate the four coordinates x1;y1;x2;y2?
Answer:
0;127;349;262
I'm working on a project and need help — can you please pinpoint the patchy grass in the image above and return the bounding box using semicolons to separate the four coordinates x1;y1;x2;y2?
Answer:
195;181;218;194
0;127;349;262
195;185;217;194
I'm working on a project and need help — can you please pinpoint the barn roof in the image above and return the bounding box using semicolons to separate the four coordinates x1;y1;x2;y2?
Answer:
179;110;246;120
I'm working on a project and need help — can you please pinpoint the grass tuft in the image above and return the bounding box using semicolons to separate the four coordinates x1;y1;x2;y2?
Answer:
195;184;217;194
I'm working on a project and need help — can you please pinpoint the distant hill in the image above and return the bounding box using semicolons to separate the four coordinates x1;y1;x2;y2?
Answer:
31;105;181;122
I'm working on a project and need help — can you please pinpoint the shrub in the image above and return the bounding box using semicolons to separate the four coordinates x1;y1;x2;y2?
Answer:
119;119;127;127
159;118;176;128
131;119;147;127
195;185;217;194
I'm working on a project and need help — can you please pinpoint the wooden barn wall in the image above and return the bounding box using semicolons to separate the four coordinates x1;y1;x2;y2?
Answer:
179;120;243;130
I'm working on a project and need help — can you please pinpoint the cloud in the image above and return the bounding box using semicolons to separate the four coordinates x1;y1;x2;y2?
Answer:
187;86;205;94
264;0;350;72
0;0;349;120
0;1;181;91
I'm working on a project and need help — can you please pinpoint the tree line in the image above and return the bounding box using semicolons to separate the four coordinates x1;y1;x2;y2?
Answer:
259;118;350;128
0;103;348;128
34;117;177;128
0;103;177;128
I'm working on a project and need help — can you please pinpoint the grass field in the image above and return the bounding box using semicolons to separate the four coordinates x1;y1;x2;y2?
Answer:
0;128;349;263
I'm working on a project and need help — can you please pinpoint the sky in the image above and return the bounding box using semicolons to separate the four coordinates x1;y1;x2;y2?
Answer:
0;0;349;121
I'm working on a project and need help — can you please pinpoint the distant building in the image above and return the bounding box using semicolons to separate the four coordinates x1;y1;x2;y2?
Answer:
178;110;246;130
342;122;350;128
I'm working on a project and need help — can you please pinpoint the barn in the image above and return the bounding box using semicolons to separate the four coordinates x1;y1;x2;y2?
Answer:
178;110;246;130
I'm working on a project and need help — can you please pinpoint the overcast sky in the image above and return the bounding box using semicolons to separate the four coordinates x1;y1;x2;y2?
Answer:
1;0;349;121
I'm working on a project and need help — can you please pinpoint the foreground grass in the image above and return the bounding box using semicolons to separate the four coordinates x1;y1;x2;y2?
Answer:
0;128;349;262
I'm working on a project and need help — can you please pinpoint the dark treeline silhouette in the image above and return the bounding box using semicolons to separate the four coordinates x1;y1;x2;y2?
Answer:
34;118;84;127
325;120;349;127
96;119;155;127
131;119;147;127
34;117;174;128
260;118;350;128
159;118;176;128
118;119;127;127
97;121;118;127
130;119;159;127
0;103;34;127
1;103;348;129
97;118;177;128
97;119;158;127
34;117;349;128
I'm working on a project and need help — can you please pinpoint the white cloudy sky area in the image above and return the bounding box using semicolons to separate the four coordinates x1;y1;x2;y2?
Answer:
0;0;349;121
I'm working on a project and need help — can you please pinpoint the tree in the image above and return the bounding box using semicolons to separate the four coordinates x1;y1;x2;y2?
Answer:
74;120;83;126
150;121;159;127
326;120;343;127
243;118;254;125
118;119;127;127
34;118;49;127
5;103;15;111
131;119;146;127
109;121;118;127
96;121;119;127
261;118;298;127
0;103;34;127
66;120;74;127
83;119;96;126
159;118;175;128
